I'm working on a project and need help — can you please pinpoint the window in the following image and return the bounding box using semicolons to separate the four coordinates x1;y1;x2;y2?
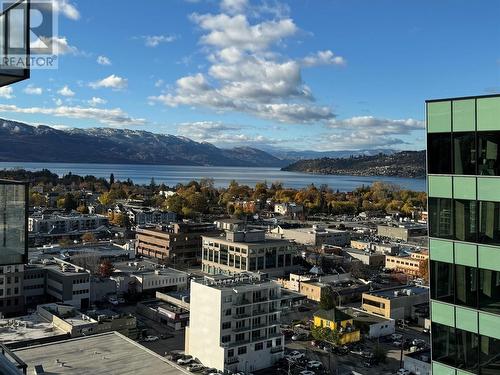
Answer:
432;323;456;367
453;132;476;175
237;346;247;355
430;261;454;303
221;335;231;343
479;201;500;245
254;342;263;351
456;329;479;373
235;333;245;342
480;335;500;374
222;322;231;330
276;338;282;346
267;340;272;348
454;200;477;242
479;269;500;315
225;309;232;316
429;198;453;239
228;349;234;358
478;131;500;176
428;133;452;174
455;264;477;308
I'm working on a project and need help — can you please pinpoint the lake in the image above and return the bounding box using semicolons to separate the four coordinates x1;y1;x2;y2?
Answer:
0;162;426;192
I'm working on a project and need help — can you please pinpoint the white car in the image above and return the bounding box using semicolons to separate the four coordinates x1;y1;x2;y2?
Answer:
144;335;159;342
391;334;403;341
187;364;204;372
307;360;322;369
396;369;410;375
299;371;315;375
177;356;194;365
285;350;305;361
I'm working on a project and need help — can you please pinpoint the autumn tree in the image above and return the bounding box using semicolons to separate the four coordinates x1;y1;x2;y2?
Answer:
81;232;96;243
418;259;429;283
98;260;115;278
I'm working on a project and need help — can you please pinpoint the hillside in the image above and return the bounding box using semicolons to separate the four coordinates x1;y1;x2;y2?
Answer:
0;119;287;167
281;151;426;178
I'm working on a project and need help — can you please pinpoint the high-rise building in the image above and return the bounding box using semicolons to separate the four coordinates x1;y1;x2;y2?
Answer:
427;94;500;374
0;180;28;317
185;273;284;373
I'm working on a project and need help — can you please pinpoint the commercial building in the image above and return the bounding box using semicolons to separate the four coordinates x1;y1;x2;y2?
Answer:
201;230;299;276
109;203;176;225
344;248;386;266
0;180;28;317
312;308;360;345
350;240;399;255
361;285;429;320
385;251;429;277
377;223;427;242
404;349;431;375
24;259;91;309
13;331;188;375
340;307;395;339
271;225;350;247
427;94;500;374
186;273;284;373
137;299;189;330
136;222;220;263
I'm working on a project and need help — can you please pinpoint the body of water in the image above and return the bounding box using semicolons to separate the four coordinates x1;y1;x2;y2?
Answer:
0;162;426;192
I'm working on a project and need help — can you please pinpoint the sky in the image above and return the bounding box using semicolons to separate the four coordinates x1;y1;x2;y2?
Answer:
0;0;499;152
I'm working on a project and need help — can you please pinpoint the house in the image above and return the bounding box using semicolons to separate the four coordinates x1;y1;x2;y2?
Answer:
313;308;360;345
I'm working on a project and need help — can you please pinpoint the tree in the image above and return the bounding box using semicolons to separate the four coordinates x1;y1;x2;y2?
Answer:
81;232;96;243
418;259;429;283
320;288;335;310
76;204;89;214
98;260;115;278
109;173;115;185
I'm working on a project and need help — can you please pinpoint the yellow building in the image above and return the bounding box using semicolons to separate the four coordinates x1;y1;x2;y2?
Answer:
313;308;360;345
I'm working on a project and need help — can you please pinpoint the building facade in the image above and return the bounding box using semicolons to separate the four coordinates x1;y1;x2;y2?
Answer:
427;94;500;374
201;230;299;276
186;273;284;373
0;180;28;317
385;251;429;277
136;222;220;263
271;225;350;247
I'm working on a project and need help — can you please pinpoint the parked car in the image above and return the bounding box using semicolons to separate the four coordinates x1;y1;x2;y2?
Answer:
307;360;322;369
202;368;217;375
285;350;305;361
187;364;205;372
144;335;159;342
391;334;403;341
291;333;309;341
396;369;410;375
177;356;194;365
299;371;315;375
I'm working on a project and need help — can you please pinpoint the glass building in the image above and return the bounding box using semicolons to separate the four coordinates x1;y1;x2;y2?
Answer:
427;94;500;375
0;180;28;265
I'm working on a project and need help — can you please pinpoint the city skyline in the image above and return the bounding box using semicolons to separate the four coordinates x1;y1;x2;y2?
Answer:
0;0;498;152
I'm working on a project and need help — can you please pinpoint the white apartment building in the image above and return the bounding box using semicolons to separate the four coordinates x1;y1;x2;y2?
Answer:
274;203;303;216
186;273;284;373
28;212;109;238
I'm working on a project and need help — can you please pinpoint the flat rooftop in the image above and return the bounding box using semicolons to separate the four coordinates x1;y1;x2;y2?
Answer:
341;308;391;324
364;285;429;300
0;314;65;345
14;331;188;375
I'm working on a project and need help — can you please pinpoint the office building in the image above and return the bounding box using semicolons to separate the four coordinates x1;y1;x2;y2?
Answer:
0;180;28;317
385;251;429;277
136;222;221;263
186;273;284;373
427;94;500;374
271;225;350;247
201;230;299;276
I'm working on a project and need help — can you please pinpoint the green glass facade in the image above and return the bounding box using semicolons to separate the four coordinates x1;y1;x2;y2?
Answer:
427;95;500;375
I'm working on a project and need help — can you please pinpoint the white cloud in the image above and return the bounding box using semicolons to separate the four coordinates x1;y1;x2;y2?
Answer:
302;50;346;67
327;116;424;135
97;55;112;65
177;121;278;146
53;0;80;20
89;74;128;90
23;85;43;95
37;36;79;56
57;85;75;97
220;0;248;14
88;97;107;106
141;35;177;47
191;13;297;51
0;87;14;99
152;9;342;125
154;79;165;88
0;104;146;127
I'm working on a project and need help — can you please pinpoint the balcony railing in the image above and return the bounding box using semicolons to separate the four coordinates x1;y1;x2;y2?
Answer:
225;357;239;365
0;0;30;87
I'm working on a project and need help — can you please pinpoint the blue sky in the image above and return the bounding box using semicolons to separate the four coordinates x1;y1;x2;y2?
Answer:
0;0;499;152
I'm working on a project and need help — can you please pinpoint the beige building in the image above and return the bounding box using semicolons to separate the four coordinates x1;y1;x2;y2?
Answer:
385;251;429;277
186;273;284;373
271;225;350;247
361;285;429;320
201;230;299;276
136;222;221;263
377;223;427;241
